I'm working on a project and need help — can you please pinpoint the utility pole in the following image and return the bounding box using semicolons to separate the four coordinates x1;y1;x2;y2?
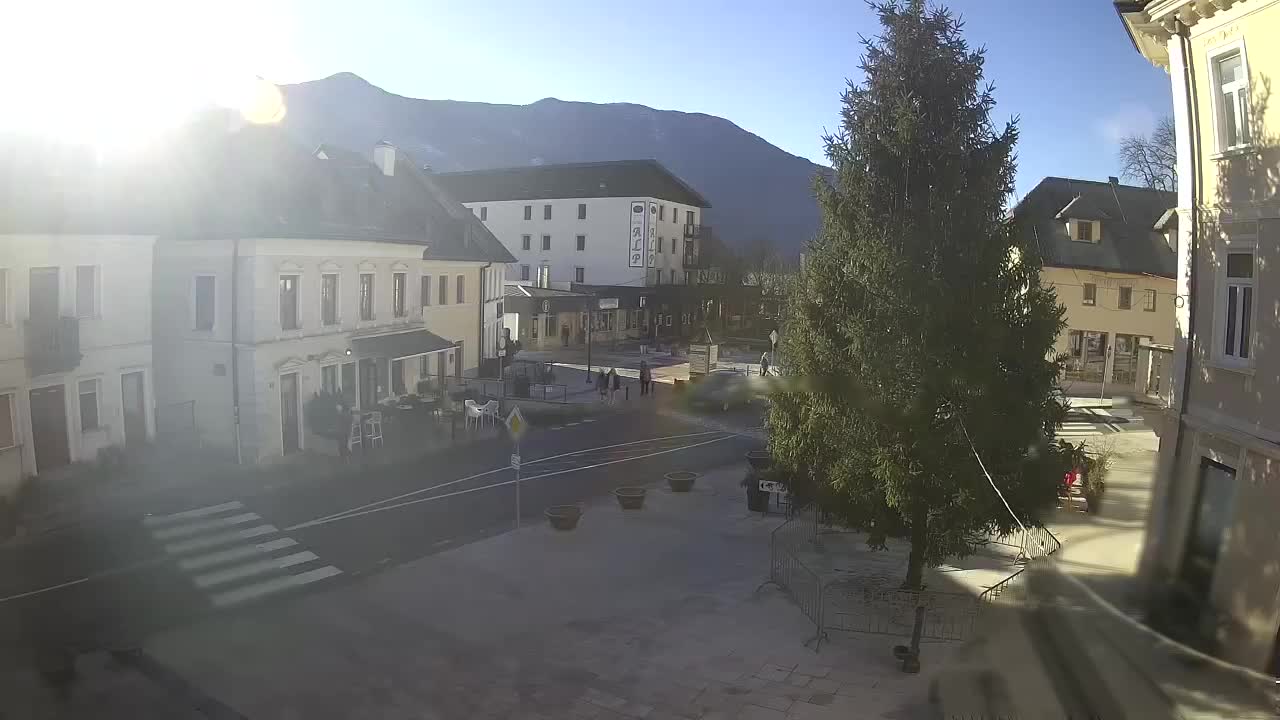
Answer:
585;297;593;383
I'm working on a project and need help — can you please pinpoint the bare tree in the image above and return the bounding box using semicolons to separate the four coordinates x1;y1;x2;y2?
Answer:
1118;116;1177;192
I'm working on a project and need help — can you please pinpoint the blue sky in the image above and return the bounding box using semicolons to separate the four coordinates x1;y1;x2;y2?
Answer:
6;1;1173;200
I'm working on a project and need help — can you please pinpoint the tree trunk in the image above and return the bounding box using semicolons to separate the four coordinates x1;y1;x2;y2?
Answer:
902;506;929;590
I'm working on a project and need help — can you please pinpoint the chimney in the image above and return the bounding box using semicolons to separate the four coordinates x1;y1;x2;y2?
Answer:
1108;176;1120;186
373;141;396;176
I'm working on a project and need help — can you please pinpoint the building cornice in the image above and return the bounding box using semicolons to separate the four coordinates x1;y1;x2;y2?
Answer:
1118;0;1247;68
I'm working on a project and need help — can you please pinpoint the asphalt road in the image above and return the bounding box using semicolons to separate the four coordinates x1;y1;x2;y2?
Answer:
0;405;763;672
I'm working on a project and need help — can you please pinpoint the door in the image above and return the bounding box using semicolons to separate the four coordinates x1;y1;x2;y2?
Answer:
29;267;59;320
121;371;147;447
280;372;300;455
358;359;377;410
29;385;69;474
453;342;463;381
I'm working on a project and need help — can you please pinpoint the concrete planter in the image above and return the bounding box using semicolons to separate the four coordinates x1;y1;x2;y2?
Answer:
614;487;647;510
665;471;698;493
545;505;582;531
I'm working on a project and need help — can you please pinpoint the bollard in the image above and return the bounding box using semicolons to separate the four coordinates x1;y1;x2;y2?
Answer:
626;385;630;401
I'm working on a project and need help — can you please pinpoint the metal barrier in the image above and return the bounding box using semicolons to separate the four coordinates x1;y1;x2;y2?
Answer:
527;383;569;403
760;503;824;646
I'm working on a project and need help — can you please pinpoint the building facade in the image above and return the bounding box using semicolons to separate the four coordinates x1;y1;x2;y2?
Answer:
1119;0;1280;672
0;234;156;496
1013;176;1177;391
435;161;713;287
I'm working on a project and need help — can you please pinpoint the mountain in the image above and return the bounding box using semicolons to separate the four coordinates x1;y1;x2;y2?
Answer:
278;73;824;258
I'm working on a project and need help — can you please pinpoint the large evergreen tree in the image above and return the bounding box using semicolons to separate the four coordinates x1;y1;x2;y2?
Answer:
768;1;1067;590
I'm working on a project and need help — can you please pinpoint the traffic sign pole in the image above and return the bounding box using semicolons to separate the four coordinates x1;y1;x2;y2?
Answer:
505;406;528;530
514;439;522;529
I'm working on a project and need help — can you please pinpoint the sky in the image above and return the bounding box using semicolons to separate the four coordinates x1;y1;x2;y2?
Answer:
3;0;1172;200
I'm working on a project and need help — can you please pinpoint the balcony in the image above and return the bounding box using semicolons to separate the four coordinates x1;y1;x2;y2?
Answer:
683;224;711;239
25;316;81;377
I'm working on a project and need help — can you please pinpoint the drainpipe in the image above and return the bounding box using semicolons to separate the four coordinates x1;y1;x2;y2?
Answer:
478;262;493;382
230;237;242;465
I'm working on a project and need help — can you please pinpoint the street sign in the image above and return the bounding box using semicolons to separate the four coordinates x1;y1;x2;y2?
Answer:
598;298;619;310
510;454;521;469
505;405;528;441
769;330;779;347
759;479;789;496
498;349;507;357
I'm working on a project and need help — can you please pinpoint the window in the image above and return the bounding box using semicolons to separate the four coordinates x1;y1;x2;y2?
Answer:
322;365;339;394
576;235;586;251
531;315;539;339
420;275;431;308
194;275;215;330
1143;289;1156;312
1074;221;1094;243
545;315;555;337
479;206;488;221
341;362;356;404
685;271;693;285
523;205;532;220
280;274;300;329
538;265;550;287
575;267;585;283
1213;50;1251;151
0;269;8;325
578;203;587;220
670;238;676;254
456;274;465;304
686;210;694;226
669;269;676;284
1222;251;1254;361
393;272;407;317
359;273;374;320
659;205;665;220
78;379;100;432
665;314;673;327
521;234;531;251
320;274;338;325
520;265;530;281
0;393;14;450
76;265;98;317
543;204;552;220
541;234;551;251
1118;286;1133;310
392;359;406;395
658;236;664;253
673;206;679;224
1180;459;1237;600
1082;283;1096;306
438;275;448;306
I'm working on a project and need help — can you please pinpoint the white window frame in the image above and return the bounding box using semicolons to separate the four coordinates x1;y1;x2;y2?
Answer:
75;264;101;318
1118;285;1133;310
320;363;340;395
574;266;585;283
1082;282;1096;307
392;271;408;317
0;391;18;450
78;377;103;433
0;268;11;326
576;235;586;252
191;274;217;332
359;272;376;320
279;273;301;330
1208;41;1252;153
1215;235;1257;367
541;234;551;251
320;272;340;326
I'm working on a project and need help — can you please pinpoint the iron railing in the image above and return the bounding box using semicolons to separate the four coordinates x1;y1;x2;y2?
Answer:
762;502;825;646
979;525;1063;604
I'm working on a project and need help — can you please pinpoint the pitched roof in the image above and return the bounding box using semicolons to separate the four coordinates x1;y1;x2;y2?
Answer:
433;160;711;208
1012;177;1176;278
503;284;588;298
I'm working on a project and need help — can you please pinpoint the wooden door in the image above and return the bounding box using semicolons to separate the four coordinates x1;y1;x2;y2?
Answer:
29;385;69;473
280;372;300;455
120;371;147;447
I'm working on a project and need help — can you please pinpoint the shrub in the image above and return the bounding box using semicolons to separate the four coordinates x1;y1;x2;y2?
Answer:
1081;441;1113;514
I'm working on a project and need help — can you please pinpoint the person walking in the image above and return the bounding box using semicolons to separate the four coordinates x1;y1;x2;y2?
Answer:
609;368;620;405
759;352;771;377
597;369;607;402
639;360;651;396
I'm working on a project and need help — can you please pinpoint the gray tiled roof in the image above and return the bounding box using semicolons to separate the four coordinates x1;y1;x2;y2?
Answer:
1013;177;1176;278
434;160;711;208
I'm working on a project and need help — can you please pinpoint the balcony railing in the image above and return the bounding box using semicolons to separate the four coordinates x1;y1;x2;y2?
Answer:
683;223;711;239
25;316;81;377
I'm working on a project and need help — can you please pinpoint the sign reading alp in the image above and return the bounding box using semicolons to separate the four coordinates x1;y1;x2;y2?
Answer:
505;405;528;442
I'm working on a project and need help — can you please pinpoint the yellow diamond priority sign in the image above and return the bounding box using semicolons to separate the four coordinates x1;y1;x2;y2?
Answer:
505;406;528;442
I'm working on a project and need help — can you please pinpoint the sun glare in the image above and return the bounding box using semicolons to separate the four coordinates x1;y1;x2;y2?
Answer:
1;1;295;156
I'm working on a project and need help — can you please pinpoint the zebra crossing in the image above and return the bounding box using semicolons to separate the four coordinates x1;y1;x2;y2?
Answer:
1056;420;1104;439
143;501;341;608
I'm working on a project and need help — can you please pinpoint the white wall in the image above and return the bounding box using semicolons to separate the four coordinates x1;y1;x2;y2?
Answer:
466;197;701;287
0;234;156;492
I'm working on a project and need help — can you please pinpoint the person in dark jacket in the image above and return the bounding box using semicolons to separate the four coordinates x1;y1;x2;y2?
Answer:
597;370;608;402
639;361;651;396
609;368;621;404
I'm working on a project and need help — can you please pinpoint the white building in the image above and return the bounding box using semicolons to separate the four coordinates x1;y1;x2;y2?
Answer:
0;232;157;496
435;160;712;288
152;133;513;463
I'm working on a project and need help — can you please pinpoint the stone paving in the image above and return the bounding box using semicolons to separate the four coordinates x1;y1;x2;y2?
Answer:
142;463;985;719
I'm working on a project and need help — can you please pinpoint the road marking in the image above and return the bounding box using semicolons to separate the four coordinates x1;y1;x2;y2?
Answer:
193;551;319;588
143;501;245;526
178;537;299;571
288;430;727;529
210;565;342;607
287;434;734;531
150;512;262;540
164;524;279;555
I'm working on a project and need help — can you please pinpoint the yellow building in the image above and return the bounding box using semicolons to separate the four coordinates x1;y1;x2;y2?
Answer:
1013;176;1177;392
1119;0;1280;672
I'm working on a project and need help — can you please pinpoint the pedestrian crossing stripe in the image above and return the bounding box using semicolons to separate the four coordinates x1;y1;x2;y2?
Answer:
144;501;341;608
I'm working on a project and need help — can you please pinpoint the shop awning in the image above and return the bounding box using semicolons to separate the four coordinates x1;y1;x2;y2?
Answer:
351;329;454;361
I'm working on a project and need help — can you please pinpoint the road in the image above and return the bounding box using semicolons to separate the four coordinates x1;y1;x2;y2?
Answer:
0;405;763;673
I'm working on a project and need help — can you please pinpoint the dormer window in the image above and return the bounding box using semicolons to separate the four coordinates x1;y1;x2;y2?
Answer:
1077;221;1093;242
1070;219;1099;243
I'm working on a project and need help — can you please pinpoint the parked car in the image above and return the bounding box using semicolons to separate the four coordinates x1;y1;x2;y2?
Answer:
687;370;753;411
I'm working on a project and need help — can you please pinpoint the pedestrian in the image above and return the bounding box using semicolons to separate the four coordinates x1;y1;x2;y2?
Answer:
609;368;620;404
561;324;569;347
597;370;607;402
639;360;651;396
760;352;771;377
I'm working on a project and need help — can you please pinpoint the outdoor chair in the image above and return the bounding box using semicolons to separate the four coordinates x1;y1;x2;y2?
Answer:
464;399;484;430
479;399;499;426
347;415;363;453
364;411;384;449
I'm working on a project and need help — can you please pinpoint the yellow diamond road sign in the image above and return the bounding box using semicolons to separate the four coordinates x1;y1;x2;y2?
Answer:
505;406;527;441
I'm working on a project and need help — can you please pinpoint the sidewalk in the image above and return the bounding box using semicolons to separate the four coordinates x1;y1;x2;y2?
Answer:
143;463;950;719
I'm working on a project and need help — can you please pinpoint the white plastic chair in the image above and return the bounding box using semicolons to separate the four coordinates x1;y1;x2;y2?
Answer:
364;411;384;449
479;400;499;427
464;399;483;430
346;415;362;454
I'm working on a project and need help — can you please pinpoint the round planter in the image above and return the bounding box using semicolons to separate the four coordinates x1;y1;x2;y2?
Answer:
614;486;647;510
746;485;769;513
545;505;582;531
665;471;699;493
746;450;772;471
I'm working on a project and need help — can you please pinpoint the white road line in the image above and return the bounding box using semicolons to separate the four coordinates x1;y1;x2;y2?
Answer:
193;551;319;589
150;513;262;540
143;501;245;526
210;565;342;607
291;430;727;528
286;434;734;532
165;524;279;555
178;538;299;571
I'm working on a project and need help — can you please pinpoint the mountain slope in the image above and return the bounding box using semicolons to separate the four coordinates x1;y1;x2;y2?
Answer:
279;73;823;257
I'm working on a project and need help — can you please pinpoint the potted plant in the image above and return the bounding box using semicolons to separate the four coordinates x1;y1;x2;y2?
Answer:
545;505;582;530
614;486;647;510
665;471;698;492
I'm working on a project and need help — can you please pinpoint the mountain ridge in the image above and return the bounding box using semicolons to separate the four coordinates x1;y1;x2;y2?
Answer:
278;73;824;256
